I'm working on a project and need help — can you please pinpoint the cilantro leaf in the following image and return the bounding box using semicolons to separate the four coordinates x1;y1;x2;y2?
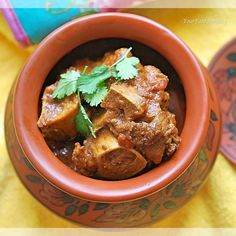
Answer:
111;67;119;80
52;70;80;99
78;65;111;94
75;105;96;138
84;82;108;107
111;47;132;68
90;65;109;76
115;57;140;80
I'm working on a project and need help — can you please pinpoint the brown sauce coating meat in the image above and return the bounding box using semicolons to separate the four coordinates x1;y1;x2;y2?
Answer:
101;83;146;120
38;48;181;180
72;129;147;180
37;84;78;141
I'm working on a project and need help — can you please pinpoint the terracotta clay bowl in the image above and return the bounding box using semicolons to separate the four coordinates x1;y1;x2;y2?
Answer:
5;13;222;227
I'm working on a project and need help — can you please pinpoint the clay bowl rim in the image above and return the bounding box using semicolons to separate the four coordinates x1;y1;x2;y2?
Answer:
13;13;210;203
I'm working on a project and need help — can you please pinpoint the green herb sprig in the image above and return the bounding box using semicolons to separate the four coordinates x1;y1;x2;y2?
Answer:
52;48;139;138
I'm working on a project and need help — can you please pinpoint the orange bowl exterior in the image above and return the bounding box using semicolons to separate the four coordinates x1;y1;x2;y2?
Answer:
5;13;221;227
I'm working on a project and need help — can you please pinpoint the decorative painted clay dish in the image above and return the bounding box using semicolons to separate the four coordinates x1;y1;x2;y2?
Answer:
5;13;221;227
209;38;236;165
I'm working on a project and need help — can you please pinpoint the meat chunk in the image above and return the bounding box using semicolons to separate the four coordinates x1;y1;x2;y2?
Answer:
72;143;97;177
155;91;170;111
101;83;146;119
135;65;169;98
143;92;170;123
106;110;180;164
72;129;147;180
144;111;180;163
92;110;111;132
144;66;169;91
37;83;78;141
144;139;166;164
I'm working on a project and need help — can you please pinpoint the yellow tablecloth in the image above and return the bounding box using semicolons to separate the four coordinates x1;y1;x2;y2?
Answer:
0;9;236;228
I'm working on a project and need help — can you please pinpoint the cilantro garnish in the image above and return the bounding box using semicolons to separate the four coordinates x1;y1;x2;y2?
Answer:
110;47;140;80
77;65;111;95
75;95;96;138
84;82;108;107
52;48;139;138
52;70;80;99
116;57;140;80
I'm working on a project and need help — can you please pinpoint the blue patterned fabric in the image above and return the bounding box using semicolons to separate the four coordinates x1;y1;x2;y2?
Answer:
9;0;97;44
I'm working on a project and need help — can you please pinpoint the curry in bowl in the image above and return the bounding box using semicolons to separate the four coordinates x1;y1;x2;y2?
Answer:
37;42;181;180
